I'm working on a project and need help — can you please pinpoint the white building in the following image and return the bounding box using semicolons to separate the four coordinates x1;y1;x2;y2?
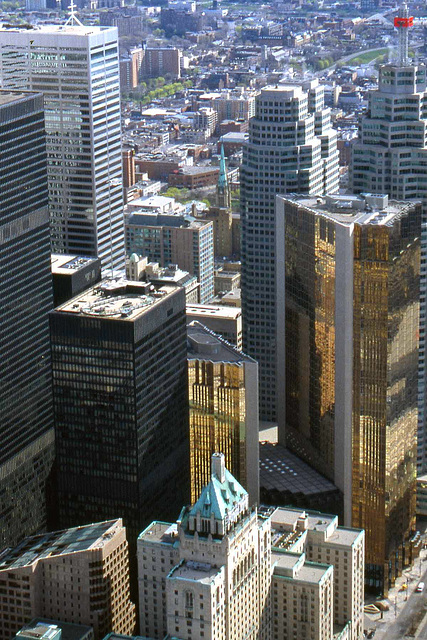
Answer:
138;453;271;640
240;79;339;421
0;23;125;269
137;454;365;640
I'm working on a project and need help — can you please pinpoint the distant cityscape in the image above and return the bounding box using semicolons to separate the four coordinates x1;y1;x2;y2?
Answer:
1;0;427;638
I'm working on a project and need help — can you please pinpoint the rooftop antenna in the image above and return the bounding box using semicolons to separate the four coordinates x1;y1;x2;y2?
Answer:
64;0;84;27
394;2;413;66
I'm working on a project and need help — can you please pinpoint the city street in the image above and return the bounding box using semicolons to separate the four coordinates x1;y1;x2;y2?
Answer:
365;554;427;639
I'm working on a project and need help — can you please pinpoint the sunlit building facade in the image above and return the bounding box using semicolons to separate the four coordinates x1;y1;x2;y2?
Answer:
0;24;124;269
351;61;427;473
277;193;420;593
187;321;259;506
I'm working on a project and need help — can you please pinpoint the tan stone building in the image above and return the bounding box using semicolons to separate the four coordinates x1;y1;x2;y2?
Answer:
0;520;136;640
138;453;271;640
270;508;365;640
137;458;365;640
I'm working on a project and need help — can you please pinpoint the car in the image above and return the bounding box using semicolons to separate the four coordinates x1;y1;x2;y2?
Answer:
367;630;376;639
416;581;425;592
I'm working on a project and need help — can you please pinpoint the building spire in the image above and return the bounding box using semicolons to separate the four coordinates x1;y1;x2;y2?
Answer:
217;145;231;208
394;2;413;66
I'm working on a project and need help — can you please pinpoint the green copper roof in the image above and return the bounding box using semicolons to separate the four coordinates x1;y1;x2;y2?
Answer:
218;144;228;191
189;467;247;522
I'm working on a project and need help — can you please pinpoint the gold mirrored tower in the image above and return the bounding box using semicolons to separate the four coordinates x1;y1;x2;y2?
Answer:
276;194;421;593
187;322;259;506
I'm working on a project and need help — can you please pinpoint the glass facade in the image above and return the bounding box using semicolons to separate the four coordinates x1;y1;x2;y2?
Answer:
0;27;124;269
281;196;420;593
0;92;54;547
188;360;248;503
352;215;420;591
50;285;190;543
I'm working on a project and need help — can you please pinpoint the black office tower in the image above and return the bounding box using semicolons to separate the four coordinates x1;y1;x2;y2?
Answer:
0;91;54;548
50;279;190;541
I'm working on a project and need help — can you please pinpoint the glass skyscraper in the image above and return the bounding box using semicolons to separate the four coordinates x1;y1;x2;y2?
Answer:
240;80;339;420
187;321;259;506
351;60;427;474
277;193;420;593
0;91;54;548
50;279;190;542
0;24;124;269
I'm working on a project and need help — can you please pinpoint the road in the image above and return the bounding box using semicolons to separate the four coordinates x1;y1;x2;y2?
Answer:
373;561;427;639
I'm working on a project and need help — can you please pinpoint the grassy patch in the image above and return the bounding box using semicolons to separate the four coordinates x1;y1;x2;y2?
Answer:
346;48;388;65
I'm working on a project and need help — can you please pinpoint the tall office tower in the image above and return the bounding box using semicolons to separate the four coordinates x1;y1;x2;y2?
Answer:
350;12;427;473
0;519;136;639
138;453;271;640
137;455;365;640
125;212;214;303
187;321;259;505
50;279;189;544
0;91;54;549
276;193;420;593
241;80;339;420
0;23;124;269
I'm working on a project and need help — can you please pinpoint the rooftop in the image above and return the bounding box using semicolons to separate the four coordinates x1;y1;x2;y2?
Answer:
51;254;99;274
0;520;120;571
260;441;339;497
281;193;420;227
187;321;253;363
54;279;177;321
168;560;220;584
0;90;34;106
272;551;331;584
138;521;178;545
0;23;114;36
186;304;241;320
20;620;93;640
126;212;208;230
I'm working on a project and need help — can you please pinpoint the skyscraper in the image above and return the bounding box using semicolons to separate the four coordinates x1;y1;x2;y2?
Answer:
350;11;427;473
0;91;54;549
50;279;189;542
241;80;339;420
0;23;124;269
277;193;420;592
187;321;259;505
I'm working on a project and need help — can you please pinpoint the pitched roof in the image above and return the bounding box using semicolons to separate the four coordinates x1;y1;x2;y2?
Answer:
189;467;247;522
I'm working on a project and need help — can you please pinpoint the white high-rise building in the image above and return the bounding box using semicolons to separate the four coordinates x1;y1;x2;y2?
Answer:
240;79;339;420
0;23;124;269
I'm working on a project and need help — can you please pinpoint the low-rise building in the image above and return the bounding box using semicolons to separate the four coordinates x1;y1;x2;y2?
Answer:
125;213;214;303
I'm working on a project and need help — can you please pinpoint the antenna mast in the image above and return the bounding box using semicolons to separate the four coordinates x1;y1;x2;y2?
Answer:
394;3;413;66
64;0;84;27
